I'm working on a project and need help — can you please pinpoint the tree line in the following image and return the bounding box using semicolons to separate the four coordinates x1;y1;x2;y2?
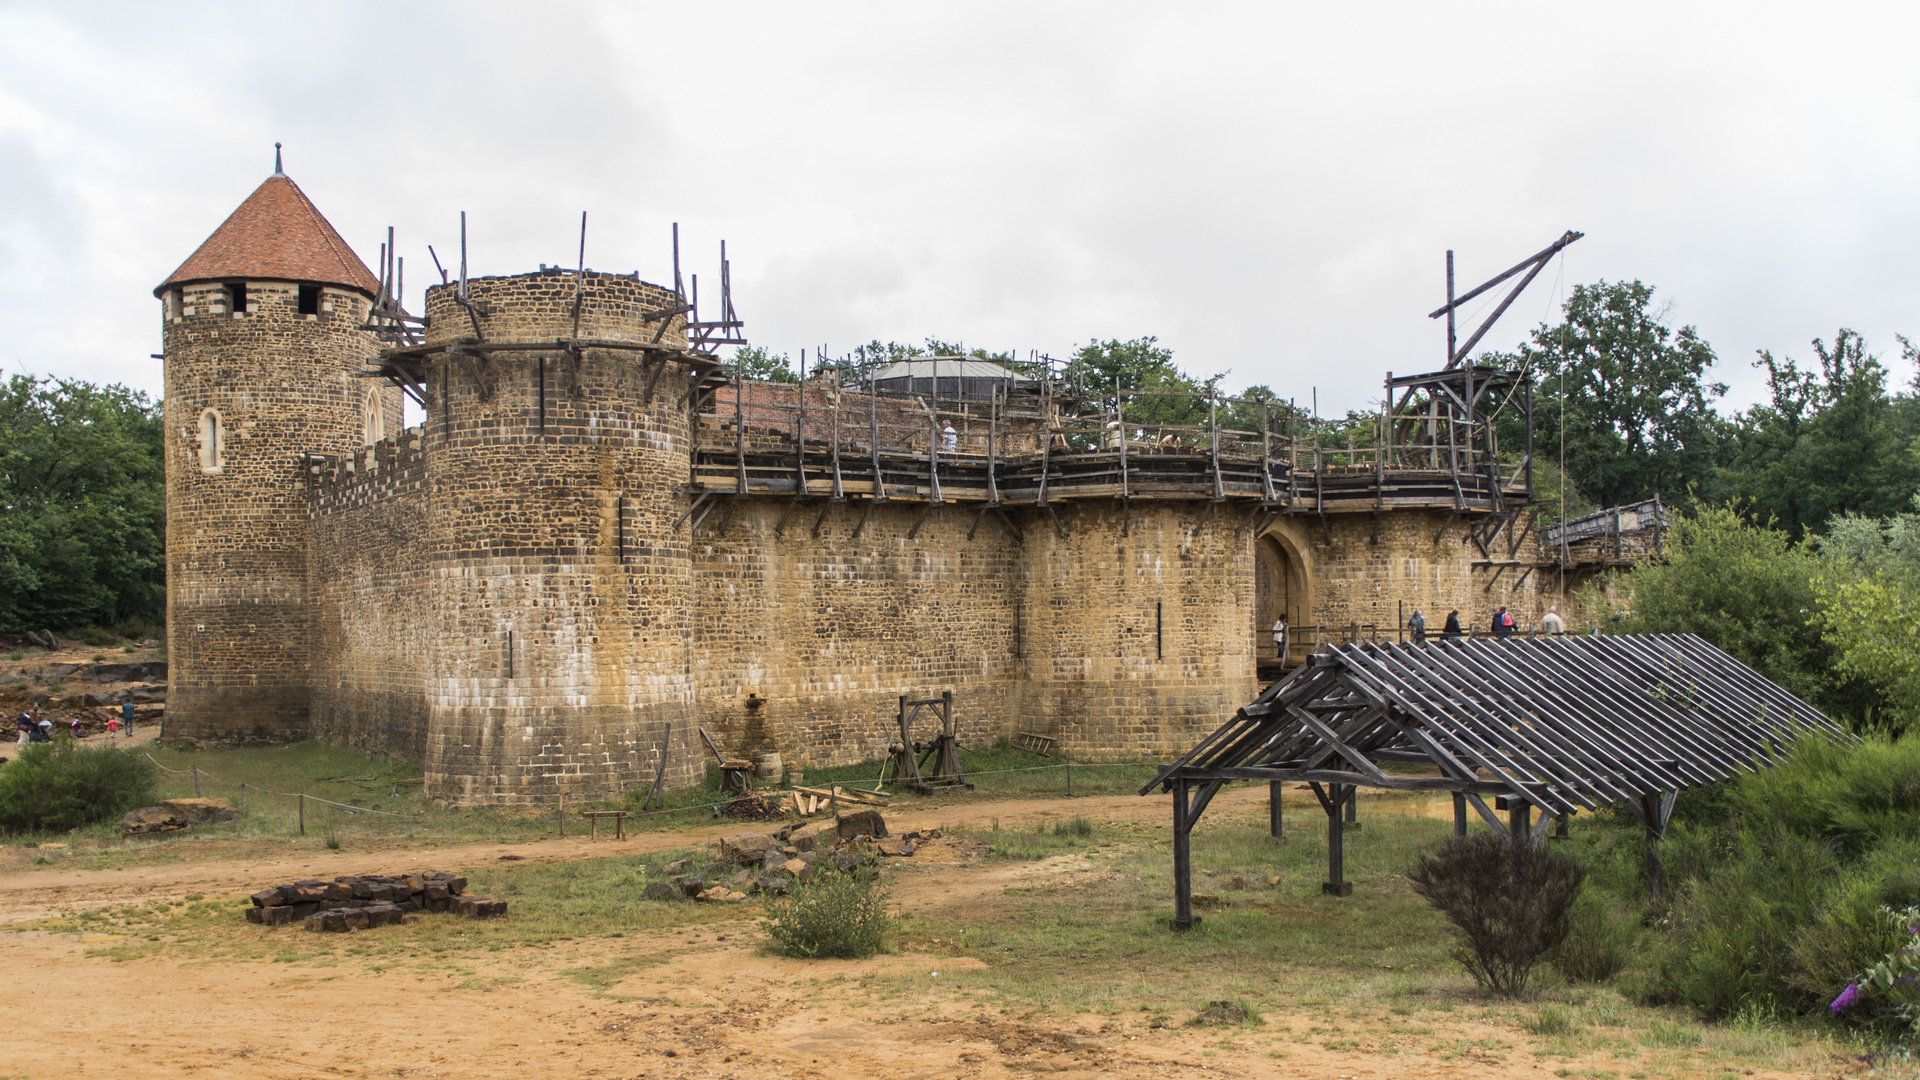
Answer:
0;372;165;637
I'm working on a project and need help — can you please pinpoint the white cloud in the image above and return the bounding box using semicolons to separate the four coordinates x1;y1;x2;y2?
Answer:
3;0;1918;415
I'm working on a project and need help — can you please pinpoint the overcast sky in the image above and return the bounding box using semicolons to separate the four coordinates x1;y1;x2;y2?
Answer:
2;1;1916;418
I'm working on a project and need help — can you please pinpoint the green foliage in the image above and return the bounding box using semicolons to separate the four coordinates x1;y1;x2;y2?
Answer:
1725;735;1920;856
1494;280;1725;509
1552;889;1635;983
1051;815;1094;838
1069;337;1220;433
1813;500;1920;732
1839;905;1920;1040
759;858;892;959
1600;506;1837;709
1723;331;1920;540
1522;1003;1576;1035
729;344;799;383
0;372;166;633
76;626;118;647
1645;736;1920;1025
1406;832;1586;997
0;740;156;834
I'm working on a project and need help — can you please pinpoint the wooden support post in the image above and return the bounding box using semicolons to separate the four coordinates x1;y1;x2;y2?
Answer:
1508;800;1531;845
1323;783;1351;896
240;783;247;816
1452;792;1467;838
1065;760;1072;797
558;793;565;838
298;793;305;836
1640;792;1672;903
1171;778;1199;929
1344;785;1359;830
1269;781;1284;839
193;766;200;797
869;379;884;502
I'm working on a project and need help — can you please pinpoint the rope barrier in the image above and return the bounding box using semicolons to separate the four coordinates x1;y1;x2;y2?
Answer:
135;751;1155;829
143;753;415;817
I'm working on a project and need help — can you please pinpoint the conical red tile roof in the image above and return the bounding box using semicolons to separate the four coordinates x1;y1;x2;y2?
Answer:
155;174;379;298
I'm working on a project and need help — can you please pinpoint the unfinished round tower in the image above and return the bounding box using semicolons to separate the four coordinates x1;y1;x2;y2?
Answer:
418;268;702;803
156;152;400;742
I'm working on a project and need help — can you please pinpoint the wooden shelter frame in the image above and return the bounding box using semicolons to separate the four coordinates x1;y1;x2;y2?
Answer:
1140;634;1850;930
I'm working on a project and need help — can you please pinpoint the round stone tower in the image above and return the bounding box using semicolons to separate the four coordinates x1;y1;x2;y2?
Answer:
156;154;398;742
419;268;700;803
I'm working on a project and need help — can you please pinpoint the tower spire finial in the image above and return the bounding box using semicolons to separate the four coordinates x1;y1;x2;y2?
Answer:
273;142;285;178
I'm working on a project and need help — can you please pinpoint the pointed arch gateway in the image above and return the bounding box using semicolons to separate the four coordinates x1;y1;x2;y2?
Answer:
1253;519;1312;667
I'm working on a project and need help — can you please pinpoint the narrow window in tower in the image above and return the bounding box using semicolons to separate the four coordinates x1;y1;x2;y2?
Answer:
198;409;223;473
227;282;248;314
297;284;321;316
167;288;184;320
364;392;384;446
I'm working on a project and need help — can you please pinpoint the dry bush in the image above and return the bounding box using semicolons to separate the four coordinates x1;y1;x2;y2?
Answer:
1407;831;1585;997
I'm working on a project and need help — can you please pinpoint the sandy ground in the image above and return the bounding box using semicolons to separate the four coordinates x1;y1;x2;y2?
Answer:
0;788;1840;1079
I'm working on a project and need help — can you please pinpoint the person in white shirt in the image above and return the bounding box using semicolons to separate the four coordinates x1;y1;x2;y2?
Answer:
1271;615;1288;660
941;423;958;452
1541;605;1567;635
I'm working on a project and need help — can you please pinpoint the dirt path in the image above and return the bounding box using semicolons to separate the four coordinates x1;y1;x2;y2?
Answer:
0;786;1302;919
0;787;1829;1080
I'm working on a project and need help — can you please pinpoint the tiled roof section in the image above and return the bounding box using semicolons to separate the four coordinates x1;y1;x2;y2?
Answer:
155;175;380;297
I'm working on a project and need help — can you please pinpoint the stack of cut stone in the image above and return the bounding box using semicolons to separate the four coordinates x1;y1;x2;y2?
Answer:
642;810;926;904
244;870;506;931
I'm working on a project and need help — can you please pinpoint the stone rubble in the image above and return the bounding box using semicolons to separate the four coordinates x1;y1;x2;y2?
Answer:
243;870;507;931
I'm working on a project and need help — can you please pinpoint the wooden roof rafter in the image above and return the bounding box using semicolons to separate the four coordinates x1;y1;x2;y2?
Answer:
1141;633;1852;928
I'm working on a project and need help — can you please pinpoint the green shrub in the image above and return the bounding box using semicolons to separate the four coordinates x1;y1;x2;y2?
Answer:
76;626;119;648
1658;826;1838;1015
1552;890;1635;983
1523;1003;1575;1035
1051;815;1094;838
0;740;156;833
1727;734;1920;856
1407;832;1586;997
760;859;891;959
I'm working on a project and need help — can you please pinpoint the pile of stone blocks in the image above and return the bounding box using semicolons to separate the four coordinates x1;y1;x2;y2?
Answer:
244;870;506;931
640;810;943;904
121;798;237;837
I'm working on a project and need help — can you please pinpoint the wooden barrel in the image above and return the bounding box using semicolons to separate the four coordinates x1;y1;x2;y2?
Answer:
753;751;783;783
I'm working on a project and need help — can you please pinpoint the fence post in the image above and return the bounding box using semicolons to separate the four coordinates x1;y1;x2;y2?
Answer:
1065;760;1072;797
298;793;306;835
192;766;200;797
241;783;247;816
558;793;565;837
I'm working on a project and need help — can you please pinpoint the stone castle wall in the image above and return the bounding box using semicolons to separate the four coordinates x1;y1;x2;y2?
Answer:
168;272;1569;797
1018;501;1262;759
1266;510;1549;643
306;432;433;758
688;499;1025;769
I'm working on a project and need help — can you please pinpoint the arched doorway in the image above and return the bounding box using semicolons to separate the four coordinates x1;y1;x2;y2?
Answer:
1253;524;1312;666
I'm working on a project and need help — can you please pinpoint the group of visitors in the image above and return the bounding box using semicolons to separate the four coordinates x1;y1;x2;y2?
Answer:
1406;604;1567;642
1270;603;1571;660
12;700;136;746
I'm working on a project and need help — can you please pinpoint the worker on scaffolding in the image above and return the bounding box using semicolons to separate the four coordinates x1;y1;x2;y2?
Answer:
941;422;958;452
1407;609;1427;643
1271;614;1289;664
